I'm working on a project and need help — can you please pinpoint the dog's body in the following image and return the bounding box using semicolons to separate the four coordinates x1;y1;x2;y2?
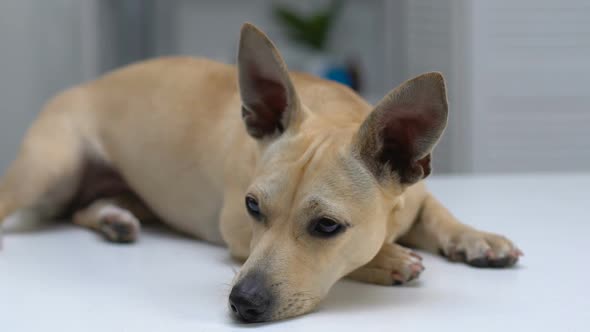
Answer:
0;24;521;322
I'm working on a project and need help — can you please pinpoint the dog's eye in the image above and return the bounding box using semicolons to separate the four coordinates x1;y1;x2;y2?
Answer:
309;218;344;238
245;195;262;221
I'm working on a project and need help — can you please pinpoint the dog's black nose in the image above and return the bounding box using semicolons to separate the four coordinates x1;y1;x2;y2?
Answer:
229;273;272;323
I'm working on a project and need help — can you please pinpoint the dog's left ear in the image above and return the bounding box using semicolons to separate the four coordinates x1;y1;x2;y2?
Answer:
238;23;302;139
353;72;448;185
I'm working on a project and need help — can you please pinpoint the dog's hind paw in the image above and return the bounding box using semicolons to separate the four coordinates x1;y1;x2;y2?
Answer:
348;243;424;286
74;203;141;244
98;212;140;243
440;231;523;268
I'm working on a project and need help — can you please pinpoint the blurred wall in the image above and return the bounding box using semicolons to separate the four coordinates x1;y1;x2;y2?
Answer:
1;0;588;175
404;0;590;173
0;0;91;172
151;0;405;99
468;0;590;173
0;0;148;172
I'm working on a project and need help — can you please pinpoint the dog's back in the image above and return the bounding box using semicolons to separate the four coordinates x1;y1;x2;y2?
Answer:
0;56;371;242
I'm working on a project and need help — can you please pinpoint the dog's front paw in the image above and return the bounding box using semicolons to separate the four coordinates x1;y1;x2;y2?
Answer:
348;243;424;286
441;230;523;268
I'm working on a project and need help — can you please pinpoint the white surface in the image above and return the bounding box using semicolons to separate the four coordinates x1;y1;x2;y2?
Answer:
1;174;588;331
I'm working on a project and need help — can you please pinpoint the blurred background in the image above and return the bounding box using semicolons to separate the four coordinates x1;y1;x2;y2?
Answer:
0;0;588;174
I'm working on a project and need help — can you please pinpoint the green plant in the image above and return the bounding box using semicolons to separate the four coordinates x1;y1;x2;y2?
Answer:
273;0;344;51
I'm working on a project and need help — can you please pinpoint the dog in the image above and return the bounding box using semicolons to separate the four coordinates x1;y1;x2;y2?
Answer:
0;23;522;323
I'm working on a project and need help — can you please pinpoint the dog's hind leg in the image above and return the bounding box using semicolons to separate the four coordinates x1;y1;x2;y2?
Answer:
0;89;87;230
72;194;155;243
399;193;523;268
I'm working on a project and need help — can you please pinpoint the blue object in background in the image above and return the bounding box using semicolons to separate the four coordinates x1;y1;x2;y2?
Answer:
324;66;353;88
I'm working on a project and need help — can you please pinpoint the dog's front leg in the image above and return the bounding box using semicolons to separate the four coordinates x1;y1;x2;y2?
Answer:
399;193;523;268
347;242;425;286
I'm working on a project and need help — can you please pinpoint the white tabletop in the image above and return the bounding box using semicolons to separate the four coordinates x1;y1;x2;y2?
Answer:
1;174;588;331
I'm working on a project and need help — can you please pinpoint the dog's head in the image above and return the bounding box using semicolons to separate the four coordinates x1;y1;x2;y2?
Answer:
229;23;448;322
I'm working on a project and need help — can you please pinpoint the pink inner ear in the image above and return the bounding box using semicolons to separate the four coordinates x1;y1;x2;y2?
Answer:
417;154;432;178
241;68;289;138
250;73;287;112
378;105;440;183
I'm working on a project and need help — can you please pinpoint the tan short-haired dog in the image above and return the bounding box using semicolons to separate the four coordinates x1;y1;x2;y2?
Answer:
0;23;521;322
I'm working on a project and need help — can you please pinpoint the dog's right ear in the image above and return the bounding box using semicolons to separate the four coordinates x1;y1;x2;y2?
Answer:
353;72;448;186
238;23;302;140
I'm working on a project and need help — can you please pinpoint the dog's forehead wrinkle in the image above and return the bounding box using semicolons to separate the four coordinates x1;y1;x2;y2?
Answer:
255;132;332;202
340;153;377;195
308;153;375;201
262;138;375;222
